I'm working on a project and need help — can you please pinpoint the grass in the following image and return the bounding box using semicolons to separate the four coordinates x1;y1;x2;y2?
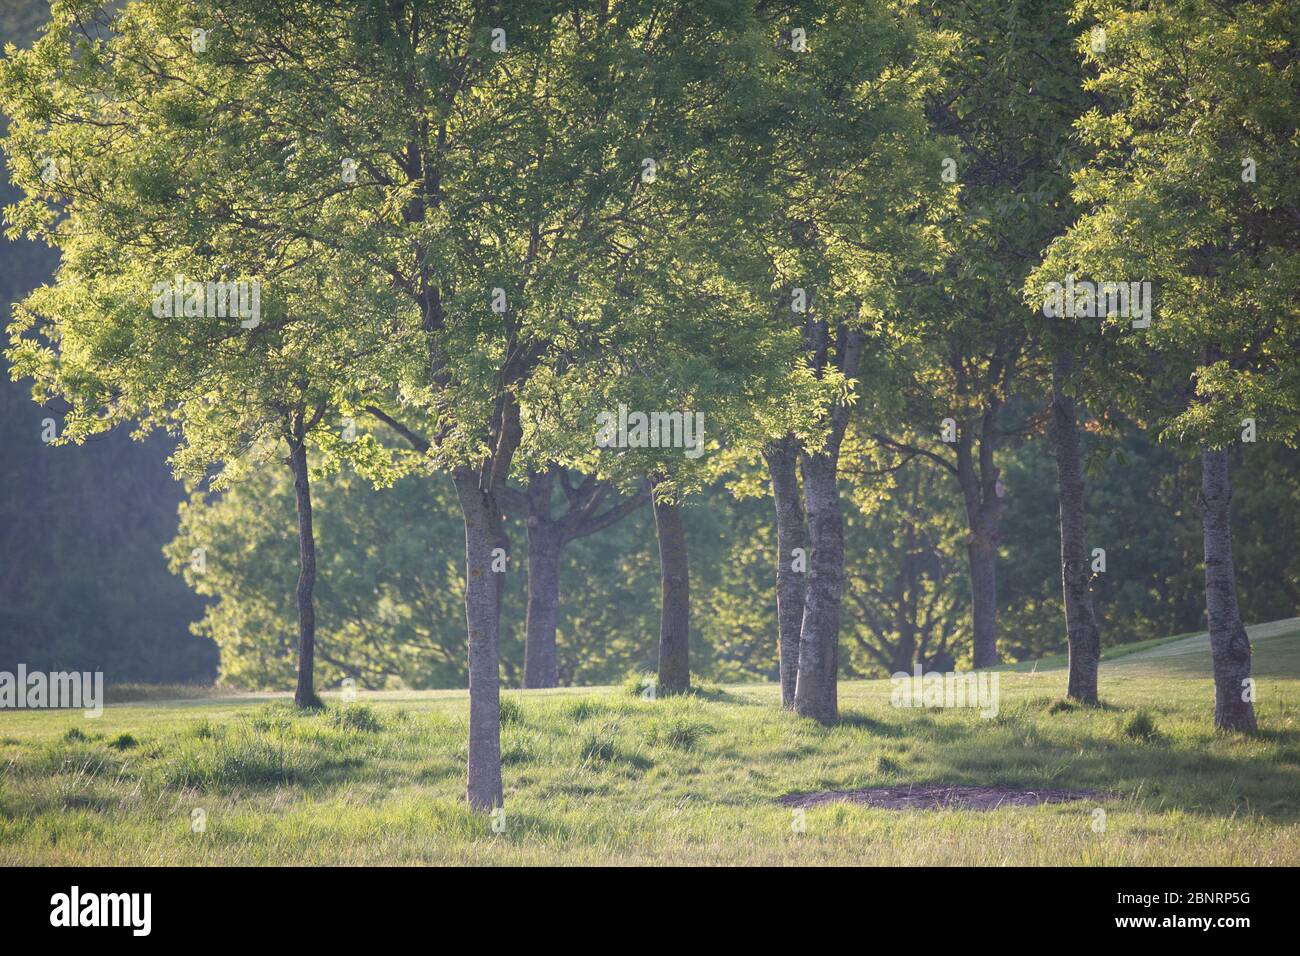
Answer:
996;630;1204;673
103;684;234;704
1117;709;1160;741
1;621;1298;865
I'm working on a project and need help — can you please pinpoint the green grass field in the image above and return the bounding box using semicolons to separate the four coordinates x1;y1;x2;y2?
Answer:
3;619;1299;865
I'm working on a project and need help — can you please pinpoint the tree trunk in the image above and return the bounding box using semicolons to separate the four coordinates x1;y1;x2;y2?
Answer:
523;524;561;689
793;452;844;722
956;419;1002;669
765;435;806;708
890;557;917;675
789;322;862;722
966;533;998;668
890;627;916;676
288;436;319;709
1200;447;1257;733
508;467;647;691
453;469;505;809
652;488;691;694
1051;355;1101;704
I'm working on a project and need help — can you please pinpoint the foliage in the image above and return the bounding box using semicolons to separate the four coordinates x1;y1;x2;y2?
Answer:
1032;0;1300;448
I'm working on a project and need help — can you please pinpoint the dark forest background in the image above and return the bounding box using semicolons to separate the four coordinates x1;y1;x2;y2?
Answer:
0;0;216;681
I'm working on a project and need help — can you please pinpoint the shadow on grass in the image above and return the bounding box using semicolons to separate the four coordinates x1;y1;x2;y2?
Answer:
801;701;1300;823
834;710;907;737
938;726;1300;822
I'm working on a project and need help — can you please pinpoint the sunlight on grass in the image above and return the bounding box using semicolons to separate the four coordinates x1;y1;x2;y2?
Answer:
1;631;1298;865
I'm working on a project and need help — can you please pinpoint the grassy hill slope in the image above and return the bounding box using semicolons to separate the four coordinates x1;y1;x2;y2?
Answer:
2;621;1298;865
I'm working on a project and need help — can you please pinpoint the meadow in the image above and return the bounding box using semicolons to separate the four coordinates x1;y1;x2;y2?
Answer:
2;620;1298;866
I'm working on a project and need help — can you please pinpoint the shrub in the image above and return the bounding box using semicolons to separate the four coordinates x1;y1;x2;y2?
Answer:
643;716;711;750
562;697;603;722
1119;709;1159;741
580;728;618;764
499;696;524;726
323;704;384;733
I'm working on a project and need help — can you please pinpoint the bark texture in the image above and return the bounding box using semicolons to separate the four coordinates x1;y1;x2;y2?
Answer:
793;451;844;721
791;322;864;723
955;410;1003;668
965;533;998;667
652;487;691;694
522;471;561;689
1051;355;1101;704
288;435;319;710
765;434;807;709
1200;447;1257;733
522;528;561;688
453;469;505;810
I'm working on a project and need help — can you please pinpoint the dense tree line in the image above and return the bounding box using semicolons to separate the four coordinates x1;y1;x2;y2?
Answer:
161;418;1300;690
2;0;1295;805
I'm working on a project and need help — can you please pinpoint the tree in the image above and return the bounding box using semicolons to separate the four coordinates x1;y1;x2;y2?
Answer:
763;434;806;705
168;0;767;803
1049;351;1103;702
506;4;827;698
841;438;969;675
169;459;482;690
740;0;947;718
0;1;405;708
0;0;212;682
1034;0;1300;731
528;257;809;695
877;0;1106;672
501;467;646;689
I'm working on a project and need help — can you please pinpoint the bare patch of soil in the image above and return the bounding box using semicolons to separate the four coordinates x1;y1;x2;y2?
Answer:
778;785;1097;811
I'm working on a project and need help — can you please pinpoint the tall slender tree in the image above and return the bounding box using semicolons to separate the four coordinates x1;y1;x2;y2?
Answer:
0;0;395;710
1034;0;1300;731
763;434;806;706
740;1;948;718
1048;352;1102;702
5;0;756;807
877;0;1097;671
